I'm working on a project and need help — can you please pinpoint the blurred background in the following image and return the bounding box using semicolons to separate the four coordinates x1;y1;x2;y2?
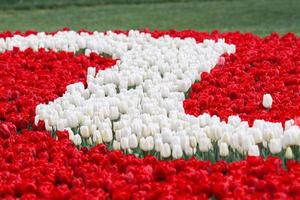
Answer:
0;0;299;36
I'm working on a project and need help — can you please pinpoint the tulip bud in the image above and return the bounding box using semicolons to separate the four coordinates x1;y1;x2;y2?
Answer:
161;143;171;158
189;136;197;148
285;147;294;159
110;106;119;120
129;134;138;149
72;134;82;146
263;93;272;109
140;137;147;151
92;130;102;144
248;145;260;156
154;138;164;152
198;137;211;152
172;145;183;159
219;142;229;157
184;146;194;157
146;136;154;151
228;115;241;127
269;138;282;154
113;140;121;150
80;126;90;138
120;137;129;150
102;128;113;142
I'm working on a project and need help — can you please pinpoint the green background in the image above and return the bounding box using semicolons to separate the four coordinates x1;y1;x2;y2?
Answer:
0;0;299;36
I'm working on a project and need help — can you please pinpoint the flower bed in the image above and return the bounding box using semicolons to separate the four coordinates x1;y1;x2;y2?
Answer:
0;29;300;199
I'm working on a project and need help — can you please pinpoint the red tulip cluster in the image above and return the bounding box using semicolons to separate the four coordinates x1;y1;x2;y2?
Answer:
0;48;115;130
0;29;300;199
182;32;300;126
0;127;300;199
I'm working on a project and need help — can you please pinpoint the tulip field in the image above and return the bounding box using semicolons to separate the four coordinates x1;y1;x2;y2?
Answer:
1;0;300;199
0;28;299;199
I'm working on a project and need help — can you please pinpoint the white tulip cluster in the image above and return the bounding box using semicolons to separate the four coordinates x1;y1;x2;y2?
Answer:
2;30;299;160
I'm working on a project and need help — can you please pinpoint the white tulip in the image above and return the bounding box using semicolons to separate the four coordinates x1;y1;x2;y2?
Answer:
248;145;260;156
146;136;154;151
262;93;273;109
128;134;138;149
219;142;229;157
269;138;282;154
172;145;183;159
113;140;121;150
120;137;129;150
161;143;171;158
109;106;119;121
72;134;82;146
184;146;194;157
154;138;164;152
198;137;211;152
80;126;90;138
102;128;113;142
285;147;294;159
139;137;147;151
228;115;241;127
92;130;103;144
189;136;197;148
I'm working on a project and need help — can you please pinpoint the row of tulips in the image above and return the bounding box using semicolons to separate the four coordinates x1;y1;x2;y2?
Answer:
0;30;299;163
1;122;300;199
0;29;299;199
24;30;298;162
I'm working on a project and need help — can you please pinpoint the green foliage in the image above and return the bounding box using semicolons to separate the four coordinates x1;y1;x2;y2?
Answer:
0;0;299;36
0;0;210;10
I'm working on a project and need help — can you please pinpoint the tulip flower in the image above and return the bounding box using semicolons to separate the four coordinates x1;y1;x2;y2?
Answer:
72;134;82;146
263;93;273;109
172;145;183;159
285;147;294;159
120;137;129;150
161;143;171;158
269;138;282;154
248;145;260;156
80;126;90;139
219;142;229;157
129;134;138;149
